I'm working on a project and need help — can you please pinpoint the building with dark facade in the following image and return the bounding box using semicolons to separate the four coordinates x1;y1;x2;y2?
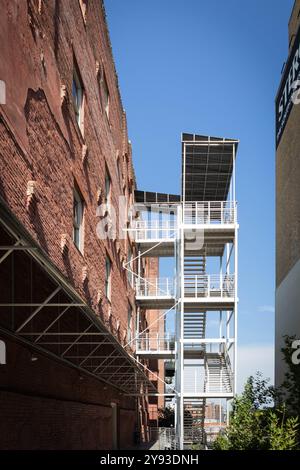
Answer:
275;0;300;387
0;0;159;449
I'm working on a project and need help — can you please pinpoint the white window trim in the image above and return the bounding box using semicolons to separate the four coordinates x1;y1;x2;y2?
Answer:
73;187;84;252
72;67;84;135
105;255;112;301
105;170;111;206
102;72;110;120
127;305;133;343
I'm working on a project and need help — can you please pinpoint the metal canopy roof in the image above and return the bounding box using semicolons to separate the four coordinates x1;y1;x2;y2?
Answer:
135;190;180;204
0;198;155;395
182;133;238;202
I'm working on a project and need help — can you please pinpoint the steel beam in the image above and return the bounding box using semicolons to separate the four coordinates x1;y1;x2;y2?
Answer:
16;287;61;333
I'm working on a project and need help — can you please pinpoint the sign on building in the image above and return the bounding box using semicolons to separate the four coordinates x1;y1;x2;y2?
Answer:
276;25;300;148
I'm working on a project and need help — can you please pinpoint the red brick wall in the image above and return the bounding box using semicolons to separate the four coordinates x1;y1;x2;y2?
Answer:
0;335;136;450
142;258;165;426
0;0;143;449
0;0;136;343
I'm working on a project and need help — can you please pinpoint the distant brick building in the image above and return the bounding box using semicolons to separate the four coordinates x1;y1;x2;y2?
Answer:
143;258;165;427
0;0;158;449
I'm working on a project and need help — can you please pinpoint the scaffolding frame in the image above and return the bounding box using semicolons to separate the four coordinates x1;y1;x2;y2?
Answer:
132;134;239;449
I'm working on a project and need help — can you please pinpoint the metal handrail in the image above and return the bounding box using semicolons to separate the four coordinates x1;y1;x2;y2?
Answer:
184;274;235;298
224;345;234;389
128;201;236;241
130;220;177;240
136;333;176;352
183;201;236;225
135;277;175;297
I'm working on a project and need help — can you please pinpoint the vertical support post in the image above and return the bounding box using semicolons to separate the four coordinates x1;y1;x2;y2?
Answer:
219;311;222;353
174;203;184;449
159;209;162;239
220;363;223;393
226;399;230;426
234;224;238;395
226;243;230;342
232;143;236;205
183;142;186;208
136;306;140;351
221;201;223;224
206;360;209;393
179;204;185;450
137;250;141;296
138;250;141;278
220;255;223;298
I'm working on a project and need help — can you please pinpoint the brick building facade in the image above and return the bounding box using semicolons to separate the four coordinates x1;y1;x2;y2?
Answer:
0;0;158;449
275;0;300;388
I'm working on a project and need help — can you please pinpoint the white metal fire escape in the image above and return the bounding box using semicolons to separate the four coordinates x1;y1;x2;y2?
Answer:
128;134;239;449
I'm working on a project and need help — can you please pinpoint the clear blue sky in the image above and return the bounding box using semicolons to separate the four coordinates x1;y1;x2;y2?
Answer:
105;0;294;387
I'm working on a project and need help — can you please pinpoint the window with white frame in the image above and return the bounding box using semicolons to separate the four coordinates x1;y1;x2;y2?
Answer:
78;0;88;22
105;170;111;205
105;255;112;301
127;244;133;286
72;65;84;133
117;157;122;189
73;187;84;252
102;72;110;119
127;305;133;343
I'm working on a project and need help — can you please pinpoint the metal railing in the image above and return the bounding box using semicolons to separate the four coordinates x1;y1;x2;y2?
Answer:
158;427;178;450
130;220;177;241
165;383;176;394
135;277;175;298
136;333;176;353
128;201;236;241
184;274;235;298
204;353;233;394
183;427;206;448
184;201;236;225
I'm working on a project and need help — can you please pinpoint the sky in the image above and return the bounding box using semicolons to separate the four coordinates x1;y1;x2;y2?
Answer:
105;0;295;391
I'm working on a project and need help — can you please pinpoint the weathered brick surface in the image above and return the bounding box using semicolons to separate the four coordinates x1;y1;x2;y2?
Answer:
0;0;145;449
0;335;136;449
0;0;136;342
142;258;165;425
288;0;300;49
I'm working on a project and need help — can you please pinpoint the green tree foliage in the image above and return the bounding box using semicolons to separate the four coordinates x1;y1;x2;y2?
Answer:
278;335;300;417
268;410;298;450
213;373;299;450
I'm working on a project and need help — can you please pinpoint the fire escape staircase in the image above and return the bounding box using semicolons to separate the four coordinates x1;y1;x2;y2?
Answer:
183;255;207;357
204;351;233;394
183;398;206;449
